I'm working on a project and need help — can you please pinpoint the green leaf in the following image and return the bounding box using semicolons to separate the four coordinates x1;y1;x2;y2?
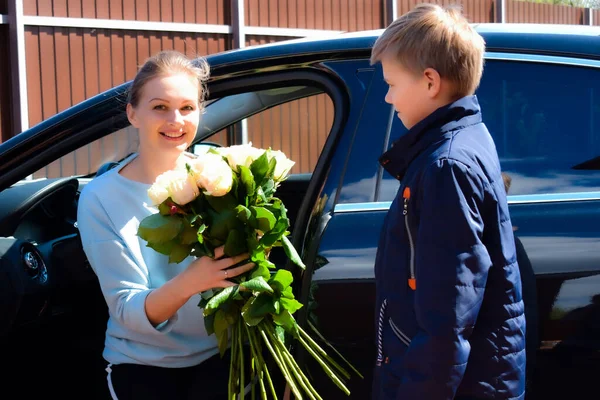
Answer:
259;217;289;248
256;186;268;204
196;224;207;244
205;192;238;213
179;222;198;245
272;309;298;336
239;165;256;199
262;178;276;199
281;286;294;299
275;325;287;344
241;297;265;326
235;205;251;223
250;249;276;269
240;276;273;293
224;229;248;257
197;289;214;309
207;208;237;241
168;243;193;264
158;201;172;216
145;240;174;256
246;292;277;318
204;312;216;335
250;263;271;280
280;297;303;314
214;310;230;357
250;151;270;184
265;156;277;181
204;286;238;315
137;214;183;244
282;235;306;270
269;269;293;293
250;206;276;232
246;235;260;253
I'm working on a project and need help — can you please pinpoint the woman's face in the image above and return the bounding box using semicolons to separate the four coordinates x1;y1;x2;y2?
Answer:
127;72;201;159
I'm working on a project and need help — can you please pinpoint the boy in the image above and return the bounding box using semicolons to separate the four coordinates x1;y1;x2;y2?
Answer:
370;4;525;400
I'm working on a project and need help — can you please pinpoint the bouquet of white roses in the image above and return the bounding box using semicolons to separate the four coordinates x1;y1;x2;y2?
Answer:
137;143;361;399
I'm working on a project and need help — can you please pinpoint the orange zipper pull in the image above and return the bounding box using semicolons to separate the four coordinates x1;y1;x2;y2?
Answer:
403;186;411;200
408;278;416;290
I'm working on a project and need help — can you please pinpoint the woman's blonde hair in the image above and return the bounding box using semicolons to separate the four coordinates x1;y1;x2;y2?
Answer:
127;50;210;109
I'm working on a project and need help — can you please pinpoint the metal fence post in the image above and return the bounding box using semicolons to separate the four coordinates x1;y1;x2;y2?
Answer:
584;7;594;26
496;0;506;23
231;0;248;145
385;0;398;25
7;0;29;136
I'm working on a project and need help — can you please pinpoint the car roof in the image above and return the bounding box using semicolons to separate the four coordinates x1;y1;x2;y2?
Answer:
207;23;600;70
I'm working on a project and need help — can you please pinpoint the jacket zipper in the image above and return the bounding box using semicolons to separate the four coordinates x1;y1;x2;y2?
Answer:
389;318;411;346
376;299;387;366
403;187;416;290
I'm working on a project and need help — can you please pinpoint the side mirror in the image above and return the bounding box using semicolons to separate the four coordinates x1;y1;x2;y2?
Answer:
191;142;221;155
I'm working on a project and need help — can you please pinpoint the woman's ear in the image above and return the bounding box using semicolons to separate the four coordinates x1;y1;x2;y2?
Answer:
126;103;139;128
423;68;442;98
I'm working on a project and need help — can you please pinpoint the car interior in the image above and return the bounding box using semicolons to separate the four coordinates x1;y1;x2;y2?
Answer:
0;83;332;398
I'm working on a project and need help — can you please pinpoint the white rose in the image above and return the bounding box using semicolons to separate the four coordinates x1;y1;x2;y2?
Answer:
187;153;233;197
268;150;295;181
218;142;264;170
147;171;174;205
167;169;200;205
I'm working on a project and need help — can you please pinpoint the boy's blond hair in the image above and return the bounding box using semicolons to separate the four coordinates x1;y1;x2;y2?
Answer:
371;3;485;97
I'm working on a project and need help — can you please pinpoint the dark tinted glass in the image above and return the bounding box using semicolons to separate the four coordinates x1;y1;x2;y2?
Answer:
378;59;600;201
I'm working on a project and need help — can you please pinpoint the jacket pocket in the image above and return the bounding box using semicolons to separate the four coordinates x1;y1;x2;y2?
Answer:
389;318;412;347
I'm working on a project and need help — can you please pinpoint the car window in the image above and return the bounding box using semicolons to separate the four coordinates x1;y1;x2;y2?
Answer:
32;125;139;179
378;59;600;201
199;87;334;175
31;86;334;180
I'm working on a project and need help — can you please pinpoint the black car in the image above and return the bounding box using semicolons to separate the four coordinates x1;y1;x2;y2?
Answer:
1;23;600;400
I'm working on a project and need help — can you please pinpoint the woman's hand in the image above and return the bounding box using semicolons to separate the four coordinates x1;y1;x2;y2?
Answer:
145;246;254;326
180;245;254;297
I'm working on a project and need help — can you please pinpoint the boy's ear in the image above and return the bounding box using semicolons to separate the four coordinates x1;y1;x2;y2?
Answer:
423;68;442;98
126;103;139;128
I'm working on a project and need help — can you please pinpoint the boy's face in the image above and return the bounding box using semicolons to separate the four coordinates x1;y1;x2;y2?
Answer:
381;58;438;130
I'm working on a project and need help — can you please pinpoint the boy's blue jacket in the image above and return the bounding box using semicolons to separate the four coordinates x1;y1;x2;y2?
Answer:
373;95;526;400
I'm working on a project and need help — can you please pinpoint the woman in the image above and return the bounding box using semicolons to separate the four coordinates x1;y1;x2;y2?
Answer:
77;50;253;399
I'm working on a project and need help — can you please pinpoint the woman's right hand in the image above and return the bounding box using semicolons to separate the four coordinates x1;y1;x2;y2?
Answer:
180;245;254;296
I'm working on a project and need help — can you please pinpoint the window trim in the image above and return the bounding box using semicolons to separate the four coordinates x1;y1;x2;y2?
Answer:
371;52;600;204
334;191;600;214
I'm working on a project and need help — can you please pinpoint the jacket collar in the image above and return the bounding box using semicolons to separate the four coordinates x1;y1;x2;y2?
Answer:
379;95;482;181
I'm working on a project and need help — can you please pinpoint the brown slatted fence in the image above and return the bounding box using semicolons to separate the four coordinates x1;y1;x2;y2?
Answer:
396;0;495;23
245;0;385;31
24;0;229;24
592;9;600;25
0;25;10;143
507;0;584;24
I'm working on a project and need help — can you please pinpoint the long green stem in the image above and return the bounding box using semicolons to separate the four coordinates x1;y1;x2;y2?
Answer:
297;335;350;396
262;324;321;400
238;319;246;399
245;324;271;400
306;321;364;379
269;331;304;400
298;324;350;380
229;325;237;400
259;326;303;400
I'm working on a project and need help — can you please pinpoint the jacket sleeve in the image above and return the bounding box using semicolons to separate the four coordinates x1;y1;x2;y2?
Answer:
77;186;179;334
398;158;492;400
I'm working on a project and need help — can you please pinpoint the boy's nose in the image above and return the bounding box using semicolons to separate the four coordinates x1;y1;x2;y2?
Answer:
384;91;392;105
